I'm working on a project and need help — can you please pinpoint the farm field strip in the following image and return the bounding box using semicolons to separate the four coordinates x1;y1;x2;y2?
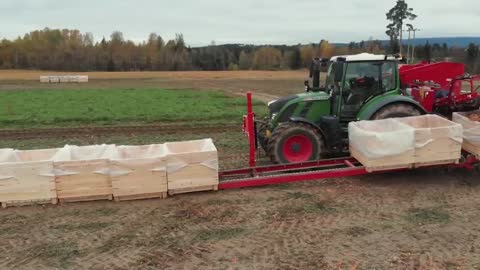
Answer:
0;88;266;129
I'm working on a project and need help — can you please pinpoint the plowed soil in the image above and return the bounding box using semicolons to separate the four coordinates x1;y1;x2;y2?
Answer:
1;169;479;269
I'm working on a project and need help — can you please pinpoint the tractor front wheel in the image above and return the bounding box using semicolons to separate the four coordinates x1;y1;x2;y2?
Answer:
268;122;325;164
371;103;422;120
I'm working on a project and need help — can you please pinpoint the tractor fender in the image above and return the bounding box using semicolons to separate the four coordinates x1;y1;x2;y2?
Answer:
357;95;427;120
289;117;329;148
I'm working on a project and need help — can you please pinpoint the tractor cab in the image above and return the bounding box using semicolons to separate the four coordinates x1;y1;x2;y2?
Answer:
324;54;402;120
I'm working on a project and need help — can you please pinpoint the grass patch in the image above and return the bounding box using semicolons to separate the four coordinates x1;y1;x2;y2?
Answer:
285;191;314;200
406;207;450;225
57;207;120;218
0;213;28;223
94;207;120;216
51;222;110;232
344;226;372;237
205;198;232;205
195;227;246;241
98;234;137;253
28;242;82;268
303;201;337;214
0;88;266;128
275;201;337;218
273;183;295;190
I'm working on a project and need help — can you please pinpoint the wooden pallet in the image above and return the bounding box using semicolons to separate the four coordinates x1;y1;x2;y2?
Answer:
462;140;480;158
414;159;459;168
168;185;218;196
114;192;167;202
167;163;219;194
1;198;58;209
413;137;462;163
350;146;414;173
59;194;113;203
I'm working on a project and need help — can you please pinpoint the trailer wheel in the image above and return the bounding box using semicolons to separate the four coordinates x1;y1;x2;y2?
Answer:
268;122;324;164
371;103;422;120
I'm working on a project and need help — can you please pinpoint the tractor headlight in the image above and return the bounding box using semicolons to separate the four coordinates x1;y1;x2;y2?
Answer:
271;113;277;120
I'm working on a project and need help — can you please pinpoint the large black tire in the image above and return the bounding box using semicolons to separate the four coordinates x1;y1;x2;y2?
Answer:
257;122;269;153
371;103;422;120
268;122;325;164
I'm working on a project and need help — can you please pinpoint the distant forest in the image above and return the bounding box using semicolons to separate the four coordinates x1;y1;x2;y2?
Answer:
0;28;479;73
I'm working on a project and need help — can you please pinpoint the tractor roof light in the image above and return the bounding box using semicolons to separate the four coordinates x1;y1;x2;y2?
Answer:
267;100;277;107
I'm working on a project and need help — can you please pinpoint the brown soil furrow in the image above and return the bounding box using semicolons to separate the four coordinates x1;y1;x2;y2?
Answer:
0;124;239;140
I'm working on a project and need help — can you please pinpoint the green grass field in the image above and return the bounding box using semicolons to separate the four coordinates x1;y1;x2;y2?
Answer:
0;89;266;128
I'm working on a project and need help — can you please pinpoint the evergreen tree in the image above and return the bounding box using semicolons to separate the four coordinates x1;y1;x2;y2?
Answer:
386;0;417;54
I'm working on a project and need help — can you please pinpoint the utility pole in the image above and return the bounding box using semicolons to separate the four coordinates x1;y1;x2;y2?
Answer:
405;28;412;63
411;28;420;63
405;24;420;64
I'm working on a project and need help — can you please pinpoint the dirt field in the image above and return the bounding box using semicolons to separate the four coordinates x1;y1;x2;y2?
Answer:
1;169;480;269
1;71;480;269
0;70;308;101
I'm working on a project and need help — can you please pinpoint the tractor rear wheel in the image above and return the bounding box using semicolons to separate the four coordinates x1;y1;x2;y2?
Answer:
268;122;325;164
371;103;422;120
257;122;269;153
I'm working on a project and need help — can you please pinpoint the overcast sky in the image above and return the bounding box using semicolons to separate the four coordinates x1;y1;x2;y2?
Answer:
0;0;479;46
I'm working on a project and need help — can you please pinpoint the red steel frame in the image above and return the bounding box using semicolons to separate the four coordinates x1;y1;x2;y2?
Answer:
218;92;479;190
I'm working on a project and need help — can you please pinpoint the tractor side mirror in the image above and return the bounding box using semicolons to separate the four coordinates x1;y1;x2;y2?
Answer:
333;62;345;83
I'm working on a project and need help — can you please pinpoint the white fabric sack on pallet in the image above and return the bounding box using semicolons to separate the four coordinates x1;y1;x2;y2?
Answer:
349;118;416;159
452;112;480;145
53;144;116;161
164;139;218;173
110;144;167;177
52;144;117;176
0;149;18;164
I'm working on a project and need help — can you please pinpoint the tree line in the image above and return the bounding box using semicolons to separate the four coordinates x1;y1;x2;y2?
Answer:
0;28;479;73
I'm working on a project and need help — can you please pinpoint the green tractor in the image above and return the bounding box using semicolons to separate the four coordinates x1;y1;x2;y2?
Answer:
258;53;426;164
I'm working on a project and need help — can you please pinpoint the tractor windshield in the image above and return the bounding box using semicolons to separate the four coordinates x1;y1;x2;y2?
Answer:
338;61;397;118
325;61;396;95
343;61;396;94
